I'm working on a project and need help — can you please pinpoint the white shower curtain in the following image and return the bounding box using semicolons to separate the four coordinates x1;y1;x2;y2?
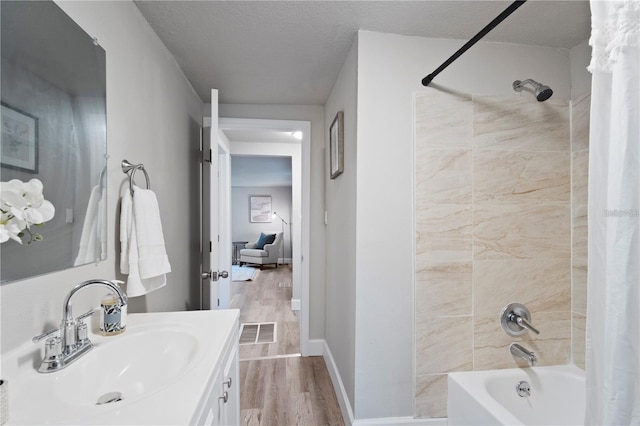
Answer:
586;0;640;424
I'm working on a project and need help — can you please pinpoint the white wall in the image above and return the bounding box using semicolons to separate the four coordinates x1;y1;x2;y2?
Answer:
324;37;358;415
1;1;203;353
231;185;293;260
353;30;571;420
211;105;326;341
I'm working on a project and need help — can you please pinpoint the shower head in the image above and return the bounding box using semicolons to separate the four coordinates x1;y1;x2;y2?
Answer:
512;79;553;102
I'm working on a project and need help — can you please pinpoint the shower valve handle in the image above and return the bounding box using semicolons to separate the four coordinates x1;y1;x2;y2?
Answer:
500;303;540;336
511;313;540;335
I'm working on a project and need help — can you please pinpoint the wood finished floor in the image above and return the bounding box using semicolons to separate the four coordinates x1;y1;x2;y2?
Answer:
240;356;344;426
231;265;300;359
232;266;345;425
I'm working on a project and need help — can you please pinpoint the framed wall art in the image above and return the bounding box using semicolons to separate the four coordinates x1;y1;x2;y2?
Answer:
329;111;344;179
250;195;272;223
1;102;39;173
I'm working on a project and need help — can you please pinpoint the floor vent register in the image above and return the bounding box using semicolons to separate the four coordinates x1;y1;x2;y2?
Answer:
239;322;277;345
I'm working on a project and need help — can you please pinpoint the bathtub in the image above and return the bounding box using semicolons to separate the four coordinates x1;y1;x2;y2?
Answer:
447;365;585;425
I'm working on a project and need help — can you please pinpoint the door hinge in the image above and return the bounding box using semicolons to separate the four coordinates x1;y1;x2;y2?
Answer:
209;241;212;253
204;148;212;163
217;298;220;307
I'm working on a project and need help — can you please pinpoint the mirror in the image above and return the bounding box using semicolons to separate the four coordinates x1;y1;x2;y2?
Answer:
1;1;107;282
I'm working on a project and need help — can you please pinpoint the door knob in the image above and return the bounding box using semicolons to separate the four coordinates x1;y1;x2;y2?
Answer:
201;270;229;281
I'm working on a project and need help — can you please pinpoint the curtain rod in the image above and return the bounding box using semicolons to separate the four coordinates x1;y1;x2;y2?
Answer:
421;0;528;87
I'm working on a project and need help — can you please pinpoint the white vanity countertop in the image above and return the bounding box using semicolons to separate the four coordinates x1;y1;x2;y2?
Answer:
2;309;240;425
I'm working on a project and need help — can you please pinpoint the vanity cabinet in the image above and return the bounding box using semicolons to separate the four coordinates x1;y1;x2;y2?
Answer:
194;322;240;426
3;310;241;425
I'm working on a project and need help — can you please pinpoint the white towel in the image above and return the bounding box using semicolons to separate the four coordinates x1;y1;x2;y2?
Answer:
74;186;106;265
120;185;171;297
133;187;171;278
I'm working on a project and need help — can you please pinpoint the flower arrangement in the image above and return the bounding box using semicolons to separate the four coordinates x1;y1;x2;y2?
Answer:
0;179;55;244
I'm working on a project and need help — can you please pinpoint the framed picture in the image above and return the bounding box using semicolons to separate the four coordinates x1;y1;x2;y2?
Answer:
1;102;39;173
250;195;272;223
330;111;344;179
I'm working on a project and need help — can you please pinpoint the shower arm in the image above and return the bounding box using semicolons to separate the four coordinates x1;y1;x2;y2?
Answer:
513;79;537;91
422;0;528;86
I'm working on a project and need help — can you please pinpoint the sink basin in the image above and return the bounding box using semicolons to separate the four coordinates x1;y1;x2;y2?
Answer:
53;326;199;407
2;310;239;425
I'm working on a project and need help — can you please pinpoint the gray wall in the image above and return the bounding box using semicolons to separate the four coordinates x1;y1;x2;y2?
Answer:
324;37;358;414
231;186;293;260
1;1;203;353
570;40;592;99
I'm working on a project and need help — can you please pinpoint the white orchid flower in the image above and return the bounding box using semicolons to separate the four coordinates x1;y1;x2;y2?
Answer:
0;218;23;244
0;178;55;243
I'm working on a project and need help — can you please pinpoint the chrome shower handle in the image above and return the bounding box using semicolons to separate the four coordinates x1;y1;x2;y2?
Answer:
510;313;540;335
500;303;540;336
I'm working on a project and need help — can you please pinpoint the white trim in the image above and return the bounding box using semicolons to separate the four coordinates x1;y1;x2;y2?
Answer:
353;418;446;426
240;353;301;362
219;117;312;357
322;340;355;426
321;340;446;426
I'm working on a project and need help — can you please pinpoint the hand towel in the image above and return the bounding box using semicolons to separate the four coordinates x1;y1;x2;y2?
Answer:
119;185;133;274
132;187;171;278
74;185;106;265
119;185;170;297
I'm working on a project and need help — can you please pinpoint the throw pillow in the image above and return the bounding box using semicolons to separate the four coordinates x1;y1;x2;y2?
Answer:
255;233;276;249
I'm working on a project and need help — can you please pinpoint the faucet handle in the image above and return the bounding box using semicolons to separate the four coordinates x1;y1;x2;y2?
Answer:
32;327;60;343
33;328;64;372
75;309;94;323
513;314;540;335
500;303;540;336
44;336;63;361
74;310;94;347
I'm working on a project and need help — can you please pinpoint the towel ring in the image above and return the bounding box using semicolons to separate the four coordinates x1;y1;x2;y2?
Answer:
121;159;151;196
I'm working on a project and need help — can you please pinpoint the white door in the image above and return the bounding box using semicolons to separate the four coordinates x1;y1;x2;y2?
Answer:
217;133;232;309
202;89;228;310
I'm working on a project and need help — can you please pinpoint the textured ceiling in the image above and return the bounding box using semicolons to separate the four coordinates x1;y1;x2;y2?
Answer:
135;0;591;105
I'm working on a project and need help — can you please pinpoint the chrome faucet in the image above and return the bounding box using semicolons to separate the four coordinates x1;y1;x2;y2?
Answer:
32;279;128;373
510;343;537;367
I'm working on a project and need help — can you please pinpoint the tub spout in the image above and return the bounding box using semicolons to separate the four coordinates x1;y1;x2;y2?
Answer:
510;343;537;366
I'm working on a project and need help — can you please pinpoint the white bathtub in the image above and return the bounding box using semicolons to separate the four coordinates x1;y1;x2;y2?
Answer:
447;365;585;425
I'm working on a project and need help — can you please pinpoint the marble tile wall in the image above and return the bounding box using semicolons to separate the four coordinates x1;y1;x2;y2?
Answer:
414;90;587;418
571;93;590;369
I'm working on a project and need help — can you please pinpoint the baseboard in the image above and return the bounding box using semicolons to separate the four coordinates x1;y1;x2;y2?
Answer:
291;298;301;311
353;418;447;425
320;340;447;426
321;340;355;426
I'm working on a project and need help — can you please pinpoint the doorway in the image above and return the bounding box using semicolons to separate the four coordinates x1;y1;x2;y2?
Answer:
220;118;311;356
